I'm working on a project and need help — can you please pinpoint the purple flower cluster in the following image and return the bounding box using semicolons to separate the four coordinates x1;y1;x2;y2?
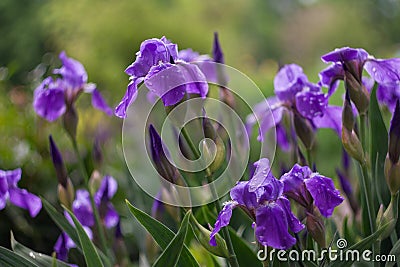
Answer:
320;47;400;111
0;168;42;217
115;37;210;118
209;158;343;250
33;52;112;121
54;175;119;261
247;64;342;144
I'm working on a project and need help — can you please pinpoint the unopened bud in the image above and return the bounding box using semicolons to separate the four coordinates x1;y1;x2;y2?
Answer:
389;100;400;164
342;90;355;131
62;106;78;140
342;128;365;164
344;73;369;115
89;170;102;195
384;155;400;194
149;125;185;186
58;178;74;209
376;194;398;240
202;116;226;172
293;113;315;150
306;208;326;248
49;135;68;188
190;214;229;258
201;139;225;173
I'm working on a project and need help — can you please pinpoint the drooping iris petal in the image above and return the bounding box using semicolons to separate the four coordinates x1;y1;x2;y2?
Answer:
295;89;327;119
72;189;94;227
0;168;42;217
312;106;342;135
209;201;237;246
376;83;400;112
276;197;305;233
0;177;8;210
246;96;285;142
304;175;344;217
115;77;144;118
33;78;66;121
95;175;118;202
91;89;113;116
364;58;400;85
274;64;307;102
8;188;42;217
255;202;297;250
104;204;119;228
319;63;344;96
54;51;88;90
54;233;71;261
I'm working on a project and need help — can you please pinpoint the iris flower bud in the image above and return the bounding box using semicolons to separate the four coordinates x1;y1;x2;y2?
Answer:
306;208;326;248
202;116;226;172
389;100;400;164
190;214;229;258
385;100;400;194
293;112;315;150
376;195;398;240
149;125;185;186
49;135;68;188
341;90;365;164
343;73;370;115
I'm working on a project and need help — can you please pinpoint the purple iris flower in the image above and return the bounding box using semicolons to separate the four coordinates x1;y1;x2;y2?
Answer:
280;164;344;217
0;168;41;217
33;51;112;121
71;176;119;228
320;47;400;111
247;64;342;142
209;158;304;250
54;210;93;261
54;176;119;260
94;175;119;228
115;37;208;118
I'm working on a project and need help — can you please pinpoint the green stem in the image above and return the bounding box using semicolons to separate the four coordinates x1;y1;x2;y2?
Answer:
359;113;377;259
359;114;368;152
181;126;239;267
181;127;201;159
306;149;313;167
69;136;111;259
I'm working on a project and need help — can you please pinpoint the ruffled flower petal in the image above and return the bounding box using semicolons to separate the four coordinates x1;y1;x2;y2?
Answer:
312;105;342;135
365;58;400;85
274;64;307;102
304;175;344;217
255;202;297;250
33;78;66;122
209;201;237;246
295;89;327;119
115;77;143;118
72;190;94;227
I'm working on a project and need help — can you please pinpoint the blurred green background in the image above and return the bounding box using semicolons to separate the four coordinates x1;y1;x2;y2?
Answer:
1;0;400;264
